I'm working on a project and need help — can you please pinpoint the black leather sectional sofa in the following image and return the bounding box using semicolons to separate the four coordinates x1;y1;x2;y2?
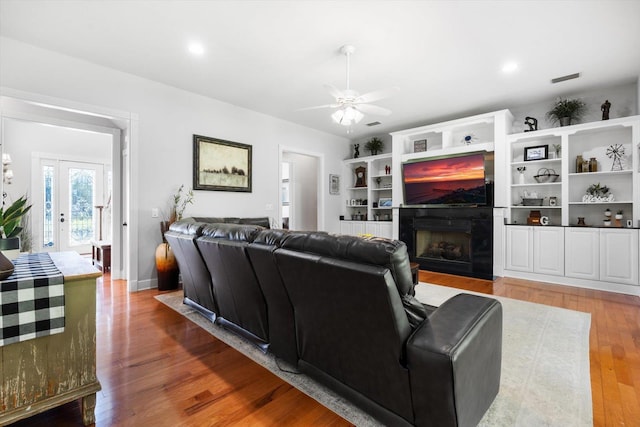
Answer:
165;217;503;427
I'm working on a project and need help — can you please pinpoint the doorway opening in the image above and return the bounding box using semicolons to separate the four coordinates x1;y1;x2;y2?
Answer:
279;148;324;231
0;93;135;288
39;157;108;254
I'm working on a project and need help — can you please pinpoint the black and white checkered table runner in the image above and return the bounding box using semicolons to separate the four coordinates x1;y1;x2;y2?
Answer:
0;252;65;347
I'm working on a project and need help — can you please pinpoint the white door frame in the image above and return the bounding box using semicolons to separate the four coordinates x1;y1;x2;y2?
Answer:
0;88;139;291
278;145;325;231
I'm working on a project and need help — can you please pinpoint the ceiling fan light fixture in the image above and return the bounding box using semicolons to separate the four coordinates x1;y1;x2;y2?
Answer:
332;106;363;126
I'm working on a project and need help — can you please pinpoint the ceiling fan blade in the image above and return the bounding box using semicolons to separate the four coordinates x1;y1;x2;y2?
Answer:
323;84;345;100
355;87;399;104
356;104;392;116
296;103;341;111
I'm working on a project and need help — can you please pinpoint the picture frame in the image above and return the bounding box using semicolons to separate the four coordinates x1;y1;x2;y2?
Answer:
193;134;252;192
329;174;340;195
524;144;549;161
413;139;427;152
378;197;392;207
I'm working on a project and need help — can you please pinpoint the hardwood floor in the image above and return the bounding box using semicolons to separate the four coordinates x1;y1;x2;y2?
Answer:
8;271;640;426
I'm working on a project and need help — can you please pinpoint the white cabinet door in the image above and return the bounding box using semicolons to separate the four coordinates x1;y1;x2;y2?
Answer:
339;221;353;236
365;222;379;237
351;221;366;236
505;226;533;272
377;222;393;239
533;227;565;276
367;222;393;239
600;229;639;285
565;228;599;280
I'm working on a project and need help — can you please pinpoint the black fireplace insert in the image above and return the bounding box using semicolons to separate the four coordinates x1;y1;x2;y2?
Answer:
399;207;493;280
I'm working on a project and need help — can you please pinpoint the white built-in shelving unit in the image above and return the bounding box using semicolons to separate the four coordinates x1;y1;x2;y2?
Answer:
504;115;640;295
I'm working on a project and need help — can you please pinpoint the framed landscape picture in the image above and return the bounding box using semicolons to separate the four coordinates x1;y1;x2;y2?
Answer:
193;135;252;192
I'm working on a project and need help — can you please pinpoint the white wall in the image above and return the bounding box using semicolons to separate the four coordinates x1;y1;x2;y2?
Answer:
0;36;350;288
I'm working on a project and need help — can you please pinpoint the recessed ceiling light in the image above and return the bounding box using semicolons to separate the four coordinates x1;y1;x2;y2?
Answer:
502;61;518;73
188;42;205;56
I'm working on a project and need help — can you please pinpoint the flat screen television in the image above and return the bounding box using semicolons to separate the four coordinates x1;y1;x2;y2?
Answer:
402;152;487;206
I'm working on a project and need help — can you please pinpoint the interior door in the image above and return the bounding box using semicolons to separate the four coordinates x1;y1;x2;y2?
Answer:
42;160;104;254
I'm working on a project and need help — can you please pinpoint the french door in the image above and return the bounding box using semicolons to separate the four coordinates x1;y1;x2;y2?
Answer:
41;159;104;254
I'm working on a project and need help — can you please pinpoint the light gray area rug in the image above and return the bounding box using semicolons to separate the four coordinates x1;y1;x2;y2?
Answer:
156;283;592;426
414;283;592;426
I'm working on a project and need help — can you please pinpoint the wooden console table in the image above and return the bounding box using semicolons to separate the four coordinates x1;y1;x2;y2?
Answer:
0;252;102;425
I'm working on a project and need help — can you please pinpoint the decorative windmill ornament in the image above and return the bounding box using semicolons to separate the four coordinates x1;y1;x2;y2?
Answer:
606;144;625;171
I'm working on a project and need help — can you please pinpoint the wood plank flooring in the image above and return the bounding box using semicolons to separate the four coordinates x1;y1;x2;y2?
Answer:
8;271;640;426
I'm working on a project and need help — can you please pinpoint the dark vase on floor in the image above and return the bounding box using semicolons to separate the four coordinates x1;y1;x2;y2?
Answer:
0;250;15;280
155;242;179;291
156;221;179;290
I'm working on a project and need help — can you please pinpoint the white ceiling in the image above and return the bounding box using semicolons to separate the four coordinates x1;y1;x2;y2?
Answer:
1;0;639;139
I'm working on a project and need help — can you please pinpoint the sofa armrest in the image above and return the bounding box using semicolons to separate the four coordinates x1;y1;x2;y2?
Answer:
407;293;502;427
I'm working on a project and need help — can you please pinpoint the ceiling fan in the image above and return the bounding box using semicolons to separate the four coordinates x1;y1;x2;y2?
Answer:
300;45;398;128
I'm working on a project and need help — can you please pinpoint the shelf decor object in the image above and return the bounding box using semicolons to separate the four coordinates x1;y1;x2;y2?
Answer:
533;168;559;183
582;182;614;203
524;116;538;132
516;166;526;184
365;137;384;156
546;97;587;127
576;154;584;173
524;145;549;161
354;166;366;187
413;139;427;152
606;144;625;171
461;134;478;145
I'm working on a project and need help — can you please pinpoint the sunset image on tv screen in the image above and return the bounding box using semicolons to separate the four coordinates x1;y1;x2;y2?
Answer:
403;153;486;205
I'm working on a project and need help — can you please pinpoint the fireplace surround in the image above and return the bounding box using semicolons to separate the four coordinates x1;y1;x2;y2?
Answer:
399;207;494;280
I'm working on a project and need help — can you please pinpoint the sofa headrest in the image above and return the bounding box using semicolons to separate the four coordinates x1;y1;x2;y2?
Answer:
253;229;291;246
192;216;228;224
168;218;208;236
192;216;271;229
280;232;415;296
200;223;264;242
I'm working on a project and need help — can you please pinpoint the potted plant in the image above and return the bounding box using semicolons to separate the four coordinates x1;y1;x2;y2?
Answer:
0;195;32;254
546;97;587;127
364;137;384;156
615;210;623;220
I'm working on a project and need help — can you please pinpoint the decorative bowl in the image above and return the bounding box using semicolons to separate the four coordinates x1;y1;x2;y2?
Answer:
534;168;559;183
522;198;544;206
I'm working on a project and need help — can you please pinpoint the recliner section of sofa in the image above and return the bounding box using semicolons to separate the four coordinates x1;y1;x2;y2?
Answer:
196;223;269;349
165;220;217;320
165;217;270;325
246;229;298;365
